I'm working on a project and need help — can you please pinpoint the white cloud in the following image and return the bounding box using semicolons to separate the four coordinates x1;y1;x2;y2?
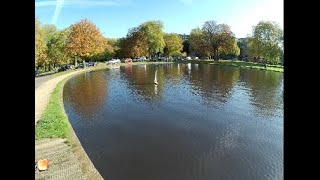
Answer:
36;0;119;25
51;0;64;25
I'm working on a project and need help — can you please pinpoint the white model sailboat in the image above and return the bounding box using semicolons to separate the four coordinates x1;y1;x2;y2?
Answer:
154;70;158;85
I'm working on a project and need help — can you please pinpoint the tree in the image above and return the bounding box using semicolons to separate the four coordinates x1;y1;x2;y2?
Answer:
117;27;149;58
247;21;283;64
36;23;73;71
66;19;107;62
43;26;72;69
117;28;146;58
182;40;190;56
106;38;119;58
189;27;212;58
128;27;149;57
92;38;117;61
139;21;165;57
163;33;183;57
57;28;73;65
202;21;235;61
102;38;118;60
43;25;58;70
35;18;48;69
116;37;128;58
219;38;240;59
117;21;165;58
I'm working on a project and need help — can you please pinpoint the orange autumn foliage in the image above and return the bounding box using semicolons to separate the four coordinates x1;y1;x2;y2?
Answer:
66;19;107;60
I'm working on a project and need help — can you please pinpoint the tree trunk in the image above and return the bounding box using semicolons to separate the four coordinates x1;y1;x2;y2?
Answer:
75;57;78;67
214;48;218;61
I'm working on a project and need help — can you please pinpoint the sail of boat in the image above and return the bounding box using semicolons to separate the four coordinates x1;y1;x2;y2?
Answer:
154;70;158;85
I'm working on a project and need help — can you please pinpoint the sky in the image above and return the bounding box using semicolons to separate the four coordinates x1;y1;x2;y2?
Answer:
35;0;283;39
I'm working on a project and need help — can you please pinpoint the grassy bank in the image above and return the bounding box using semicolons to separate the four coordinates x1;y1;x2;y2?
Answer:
106;61;173;67
182;60;283;73
35;79;69;140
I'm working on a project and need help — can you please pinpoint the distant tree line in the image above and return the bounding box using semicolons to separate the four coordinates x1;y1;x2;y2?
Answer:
35;18;283;71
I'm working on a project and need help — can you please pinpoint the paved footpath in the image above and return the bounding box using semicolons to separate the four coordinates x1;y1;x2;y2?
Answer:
35;70;85;125
35;68;104;180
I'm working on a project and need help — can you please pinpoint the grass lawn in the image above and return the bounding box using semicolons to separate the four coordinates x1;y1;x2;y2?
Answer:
181;60;283;73
35;79;70;140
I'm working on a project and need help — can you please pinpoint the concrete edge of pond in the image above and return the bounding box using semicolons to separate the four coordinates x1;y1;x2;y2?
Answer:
59;63;173;179
60;67;108;180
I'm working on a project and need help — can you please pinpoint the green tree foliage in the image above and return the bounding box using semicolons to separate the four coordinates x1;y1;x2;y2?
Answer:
106;38;119;57
219;38;240;59
247;21;283;64
202;21;235;61
182;40;190;55
189;27;212;58
103;38;117;60
91;38;116;61
139;21;165;57
66;19;107;61
117;27;149;58
43;25;72;69
128;27;149;57
35;18;48;68
58;28;73;64
163;33;183;57
115;37;128;58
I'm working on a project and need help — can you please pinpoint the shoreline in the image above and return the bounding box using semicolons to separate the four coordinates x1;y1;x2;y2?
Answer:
180;60;284;73
35;61;174;179
35;60;282;179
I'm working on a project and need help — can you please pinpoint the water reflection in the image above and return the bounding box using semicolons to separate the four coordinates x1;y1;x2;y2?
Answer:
63;71;107;117
188;64;240;108
63;63;283;180
154;84;158;95
118;63;282;115
120;64;165;102
239;68;283;117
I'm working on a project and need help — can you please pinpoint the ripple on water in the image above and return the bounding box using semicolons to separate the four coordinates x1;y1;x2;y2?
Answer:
63;64;283;180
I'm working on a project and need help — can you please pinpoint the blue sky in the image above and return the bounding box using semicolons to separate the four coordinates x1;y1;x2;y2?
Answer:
35;0;283;38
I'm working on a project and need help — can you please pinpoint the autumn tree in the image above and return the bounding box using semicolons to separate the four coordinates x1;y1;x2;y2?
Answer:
104;38;119;59
202;21;235;61
117;27;149;58
163;33;183;57
117;20;165;58
35;18;48;69
91;37;115;61
247;21;283;64
127;27;149;57
66;19;107;63
189;27;212;58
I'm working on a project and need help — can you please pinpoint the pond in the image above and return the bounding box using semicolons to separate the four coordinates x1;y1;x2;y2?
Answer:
63;63;283;180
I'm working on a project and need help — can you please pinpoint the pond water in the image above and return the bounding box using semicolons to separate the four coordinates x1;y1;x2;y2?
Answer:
63;63;283;180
